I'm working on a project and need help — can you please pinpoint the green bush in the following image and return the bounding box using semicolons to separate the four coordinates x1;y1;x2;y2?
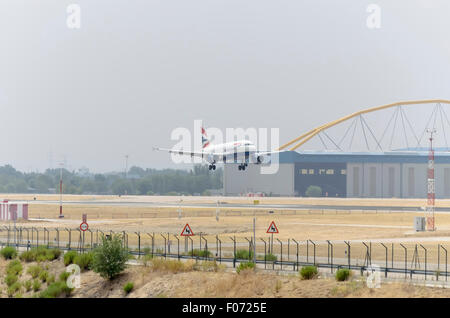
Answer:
1;246;17;260
92;234;129;280
305;185;322;197
27;265;43;279
191;249;212;258
335;268;351;282
64;251;78;266
123;282;134;294
59;272;71;282
20;250;35;262
39;270;49;283
236;262;255;274
7;282;21;297
32;279;41;292
74;252;93;271
5;273;18;287
264;253;277;261
47;274;56;284
39;281;73;298
24;280;32;292
20;247;62;263
235;249;254;260
45;249;62;261
7;260;23;276
300;266;318;280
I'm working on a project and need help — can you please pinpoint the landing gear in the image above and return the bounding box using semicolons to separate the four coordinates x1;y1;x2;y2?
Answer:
238;163;248;171
208;164;216;170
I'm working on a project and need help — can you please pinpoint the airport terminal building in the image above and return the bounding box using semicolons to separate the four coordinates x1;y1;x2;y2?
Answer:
223;151;450;198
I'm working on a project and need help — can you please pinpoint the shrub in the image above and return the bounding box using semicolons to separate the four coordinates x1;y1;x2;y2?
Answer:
39;281;73;298
300;266;318;280
123;282;134;294
305;185;322;197
20;250;35;262
47;274;56;284
194;260;224;272
64;251;78;266
5;273;18;287
74;252;93;271
150;258;194;273
92;234;129;280
264;253;277;262
335;268;351;282
27;265;43;279
59;272;71;282
24;280;32;292
32;279;41;292
7;260;23;276
235;249;254;260
39;270;49;283
236;262;255;274
7;282;21;297
1;246;17;260
191;249;212;258
46;249;62;261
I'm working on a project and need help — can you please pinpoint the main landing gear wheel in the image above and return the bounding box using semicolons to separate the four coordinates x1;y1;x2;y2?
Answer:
208;164;216;170
238;164;246;171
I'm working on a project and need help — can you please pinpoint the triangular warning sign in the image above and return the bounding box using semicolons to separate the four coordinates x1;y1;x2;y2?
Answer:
181;223;194;236
266;221;279;234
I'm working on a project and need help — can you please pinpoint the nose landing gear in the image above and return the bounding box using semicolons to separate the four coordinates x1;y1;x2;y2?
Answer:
208;164;216;170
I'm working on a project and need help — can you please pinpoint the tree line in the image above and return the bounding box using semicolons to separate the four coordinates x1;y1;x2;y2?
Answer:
0;164;222;196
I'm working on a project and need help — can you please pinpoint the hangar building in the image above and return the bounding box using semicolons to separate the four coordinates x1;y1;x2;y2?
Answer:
223;151;450;198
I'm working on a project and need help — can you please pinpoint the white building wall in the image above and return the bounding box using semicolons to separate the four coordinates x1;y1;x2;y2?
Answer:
381;164;401;198
401;164;427;198
362;163;383;198
346;163;363;197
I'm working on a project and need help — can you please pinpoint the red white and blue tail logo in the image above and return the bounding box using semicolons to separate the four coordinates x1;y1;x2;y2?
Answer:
201;127;210;149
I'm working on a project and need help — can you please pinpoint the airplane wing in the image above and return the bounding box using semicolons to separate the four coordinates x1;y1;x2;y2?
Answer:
154;147;206;158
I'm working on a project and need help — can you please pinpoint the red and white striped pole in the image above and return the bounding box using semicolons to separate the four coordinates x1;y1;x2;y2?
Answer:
426;129;436;231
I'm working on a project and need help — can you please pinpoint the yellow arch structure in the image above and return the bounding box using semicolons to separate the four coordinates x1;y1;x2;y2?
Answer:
279;99;450;151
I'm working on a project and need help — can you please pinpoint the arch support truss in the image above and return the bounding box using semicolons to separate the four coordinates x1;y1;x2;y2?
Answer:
279;99;450;151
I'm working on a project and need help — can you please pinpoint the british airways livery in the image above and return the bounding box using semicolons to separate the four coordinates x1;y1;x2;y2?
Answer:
155;127;282;171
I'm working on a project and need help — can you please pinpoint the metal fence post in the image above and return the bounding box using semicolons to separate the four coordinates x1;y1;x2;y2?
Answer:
399;244;407;279
230;236;236;268
65;228;71;250
135;232;141;258
344;241;351;269
308;240;316;266
161;234;167;259
442;245;448;282
202;236;208;261
327;240;333;273
174;234;180;260
292;239;299;272
380;243;388;278
277;239;283;270
260;238;267;269
419;244;427;280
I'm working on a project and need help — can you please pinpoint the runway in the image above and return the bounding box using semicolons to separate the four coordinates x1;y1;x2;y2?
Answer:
24;199;450;212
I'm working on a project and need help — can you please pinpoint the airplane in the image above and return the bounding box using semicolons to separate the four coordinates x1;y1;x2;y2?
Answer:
154;127;282;171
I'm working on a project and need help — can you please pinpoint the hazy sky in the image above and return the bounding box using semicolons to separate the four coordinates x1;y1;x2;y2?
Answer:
1;0;449;172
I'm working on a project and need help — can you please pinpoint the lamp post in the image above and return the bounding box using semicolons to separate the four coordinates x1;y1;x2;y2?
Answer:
59;162;64;218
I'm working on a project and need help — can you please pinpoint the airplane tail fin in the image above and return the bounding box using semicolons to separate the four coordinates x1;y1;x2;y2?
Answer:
201;127;211;149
